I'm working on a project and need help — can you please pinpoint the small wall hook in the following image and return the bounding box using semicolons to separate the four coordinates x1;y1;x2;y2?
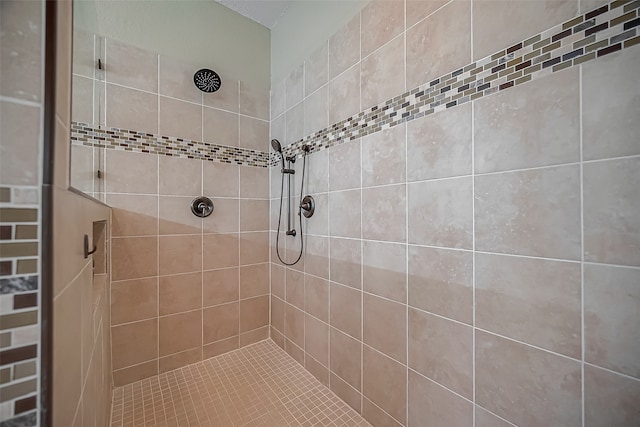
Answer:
84;234;97;259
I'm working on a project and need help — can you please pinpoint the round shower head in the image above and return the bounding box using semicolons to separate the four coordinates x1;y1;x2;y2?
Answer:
271;139;283;154
193;69;221;93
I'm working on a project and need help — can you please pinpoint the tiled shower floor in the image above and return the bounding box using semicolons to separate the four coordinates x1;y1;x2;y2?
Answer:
110;340;371;426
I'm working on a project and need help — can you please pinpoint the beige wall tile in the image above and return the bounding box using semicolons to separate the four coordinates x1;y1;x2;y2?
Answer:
475;165;581;259
158;55;203;103
305;354;329;386
203;233;239;269
239;82;269;120
476;331;581;427
330;373;362;413
363;345;407;424
203;336;239;359
362;184;406;243
330;328;362;391
240;166;268;199
0;0;42;102
584;364;640;426
159;272;202;316
159;96;202;141
361;35;405;111
159;348;202;374
72;75;93;125
360;0;404;58
203;74;239;113
305;235;329;280
271;78;286;120
203;267;238;307
106;84;158;134
363;241;406;303
285;101;304;145
585;264;640;378
584;158;640;267
475;407;514;427
305;275;329;323
240;295;269;332
106;38;158;93
239;116;268;152
111;278;157;325
70;145;95;193
304;85;329;137
285;63;304;110
108;194;158;237
286;268;305;309
240;325;269;346
476;253;582;358
203;302;239;343
362;124;406;187
159;235;202;275
330;283;362;340
159;310;202;356
583;47;640;160
408;370;473;426
203;198;239;233
407;0;471;89
112;360;158;387
408;308;473;398
305;43;328;96
301;193;328;235
475;68;580;173
111;319;158;369
329;140;361;191
305;149;329;195
271;296;285;332
406;0;449;27
364;291;407;363
240;263;269;299
286;338;305;364
362;397;403;427
329;237;361;289
240;231;269;265
203;160;239;198
408;245;472;324
305;315;329;366
0;102;41;186
407;103;471;181
105;149;158;194
408;177;473;249
159;196;202;235
240;199;269;232
111;237;158;281
203;107;239;147
271;264;285;299
473;0;577;60
285;303;305;348
329;64;361;124
329;190;361;239
329;14;360;79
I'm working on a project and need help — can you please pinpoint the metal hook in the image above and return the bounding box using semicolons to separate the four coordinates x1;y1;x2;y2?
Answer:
84;234;97;259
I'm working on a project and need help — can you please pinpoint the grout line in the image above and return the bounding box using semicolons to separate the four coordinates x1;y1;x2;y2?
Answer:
579;62;586;427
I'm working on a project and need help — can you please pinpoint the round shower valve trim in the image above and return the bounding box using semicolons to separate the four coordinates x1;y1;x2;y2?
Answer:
191;197;214;218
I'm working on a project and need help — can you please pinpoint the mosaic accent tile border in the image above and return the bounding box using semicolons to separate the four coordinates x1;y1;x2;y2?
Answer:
0;186;40;423
280;0;640;161
70;122;271;168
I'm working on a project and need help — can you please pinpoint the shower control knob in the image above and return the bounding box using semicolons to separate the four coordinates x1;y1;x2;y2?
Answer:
300;196;315;218
191;197;214;218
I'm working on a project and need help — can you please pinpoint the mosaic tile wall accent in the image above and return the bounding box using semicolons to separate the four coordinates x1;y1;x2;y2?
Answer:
71;122;271;168
0;187;40;425
279;0;640;160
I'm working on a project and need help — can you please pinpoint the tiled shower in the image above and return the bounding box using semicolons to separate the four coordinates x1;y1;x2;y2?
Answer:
0;0;638;426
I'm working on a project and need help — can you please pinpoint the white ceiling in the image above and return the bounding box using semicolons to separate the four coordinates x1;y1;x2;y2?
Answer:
216;0;293;29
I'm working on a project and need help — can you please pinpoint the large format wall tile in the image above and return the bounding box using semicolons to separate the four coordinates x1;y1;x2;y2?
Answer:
475;165;581;259
330;282;362;340
329;237;361;289
330;328;362;391
329;13;360;79
476;253;582;358
408;370;473;427
363;294;406;363
0;101;41;186
106;38;158;93
407;0;471;89
158;55;202;104
105;84;158;134
584;158;640;267
305;43;328;96
584;364;640;426
474;68;580;174
159;96;202;141
363;345;407;424
408;177;473;249
362;124;406;187
583;47;640;160
407;103;472;181
476;331;582;427
361;35;405;111
362;184;406;242
584;264;640;378
360;0;404;58
329;63;361;124
363;240;406;302
105;150;158;194
329;139;361;191
329;190;361;239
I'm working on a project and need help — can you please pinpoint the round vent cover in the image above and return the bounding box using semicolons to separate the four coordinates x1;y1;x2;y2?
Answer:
193;69;221;93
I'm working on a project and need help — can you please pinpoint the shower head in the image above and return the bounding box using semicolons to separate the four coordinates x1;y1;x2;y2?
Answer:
271;139;282;154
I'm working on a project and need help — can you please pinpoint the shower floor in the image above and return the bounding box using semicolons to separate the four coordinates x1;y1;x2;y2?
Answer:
110;339;371;426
